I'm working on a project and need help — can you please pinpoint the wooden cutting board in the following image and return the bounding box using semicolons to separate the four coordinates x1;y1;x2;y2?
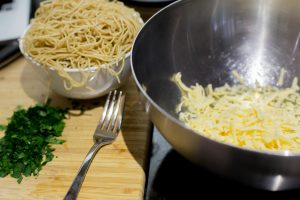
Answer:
0;58;151;200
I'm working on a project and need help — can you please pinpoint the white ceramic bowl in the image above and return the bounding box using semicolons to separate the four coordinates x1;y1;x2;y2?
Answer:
19;30;131;99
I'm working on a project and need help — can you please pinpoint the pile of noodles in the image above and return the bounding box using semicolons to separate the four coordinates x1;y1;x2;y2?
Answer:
22;0;143;89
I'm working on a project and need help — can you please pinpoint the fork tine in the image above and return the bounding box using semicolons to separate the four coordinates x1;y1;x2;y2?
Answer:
99;91;112;126
108;91;123;131
102;90;117;130
114;93;126;133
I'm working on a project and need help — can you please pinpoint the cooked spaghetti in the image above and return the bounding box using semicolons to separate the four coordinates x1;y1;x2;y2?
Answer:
172;71;300;153
22;0;143;89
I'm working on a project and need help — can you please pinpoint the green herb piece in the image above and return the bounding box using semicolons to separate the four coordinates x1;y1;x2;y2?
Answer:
0;125;6;131
0;104;67;183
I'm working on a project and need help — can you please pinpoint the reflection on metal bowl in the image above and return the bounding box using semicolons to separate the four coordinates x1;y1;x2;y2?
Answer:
131;0;300;191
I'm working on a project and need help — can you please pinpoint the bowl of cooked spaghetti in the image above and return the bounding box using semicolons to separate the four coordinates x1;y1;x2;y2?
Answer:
19;0;143;99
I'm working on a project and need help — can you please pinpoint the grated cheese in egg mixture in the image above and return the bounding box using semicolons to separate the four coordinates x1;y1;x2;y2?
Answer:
172;72;300;152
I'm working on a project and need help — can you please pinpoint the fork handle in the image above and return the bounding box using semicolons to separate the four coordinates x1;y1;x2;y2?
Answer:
64;142;108;200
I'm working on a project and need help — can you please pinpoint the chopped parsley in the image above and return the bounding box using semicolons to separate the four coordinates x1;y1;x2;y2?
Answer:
0;104;67;183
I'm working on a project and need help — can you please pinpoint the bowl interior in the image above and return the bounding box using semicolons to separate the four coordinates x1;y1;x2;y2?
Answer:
132;0;300;120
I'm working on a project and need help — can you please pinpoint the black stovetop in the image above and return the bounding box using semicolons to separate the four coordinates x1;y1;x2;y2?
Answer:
144;128;300;199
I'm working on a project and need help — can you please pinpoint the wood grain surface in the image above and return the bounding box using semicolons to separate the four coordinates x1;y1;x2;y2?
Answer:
0;58;151;200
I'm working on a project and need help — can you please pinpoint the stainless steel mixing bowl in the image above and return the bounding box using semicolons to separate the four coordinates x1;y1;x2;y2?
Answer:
131;0;300;191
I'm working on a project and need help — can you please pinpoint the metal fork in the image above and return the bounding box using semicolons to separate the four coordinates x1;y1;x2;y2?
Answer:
64;90;126;200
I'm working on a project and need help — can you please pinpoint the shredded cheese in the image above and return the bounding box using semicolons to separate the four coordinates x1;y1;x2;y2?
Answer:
172;72;300;152
277;68;286;86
